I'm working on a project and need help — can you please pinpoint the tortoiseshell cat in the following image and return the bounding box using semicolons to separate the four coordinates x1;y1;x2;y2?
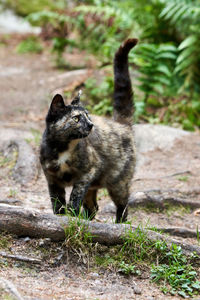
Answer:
40;38;138;223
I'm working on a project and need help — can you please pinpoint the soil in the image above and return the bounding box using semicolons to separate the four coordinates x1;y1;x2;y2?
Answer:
0;40;200;300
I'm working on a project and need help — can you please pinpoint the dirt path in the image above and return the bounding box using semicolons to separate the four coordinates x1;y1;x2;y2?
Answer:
0;43;200;300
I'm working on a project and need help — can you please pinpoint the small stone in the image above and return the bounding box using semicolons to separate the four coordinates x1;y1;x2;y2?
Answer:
38;238;51;247
90;272;99;278
101;203;115;214
94;279;101;285
23;237;31;242
133;286;142;295
65;272;72;278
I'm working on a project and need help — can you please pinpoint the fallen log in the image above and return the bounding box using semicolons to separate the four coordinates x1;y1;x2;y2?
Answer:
155;227;198;239
0;204;199;256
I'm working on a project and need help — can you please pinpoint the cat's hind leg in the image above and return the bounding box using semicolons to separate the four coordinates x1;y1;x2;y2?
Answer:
107;183;129;223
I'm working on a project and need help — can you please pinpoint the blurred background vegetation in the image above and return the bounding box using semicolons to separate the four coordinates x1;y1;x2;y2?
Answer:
1;0;200;130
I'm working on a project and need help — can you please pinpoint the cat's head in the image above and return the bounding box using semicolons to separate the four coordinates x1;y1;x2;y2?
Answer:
46;93;93;141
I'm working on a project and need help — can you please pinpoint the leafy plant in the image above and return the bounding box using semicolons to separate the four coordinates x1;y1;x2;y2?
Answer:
28;11;77;67
78;76;113;116
159;0;200;95
0;233;13;250
16;36;43;54
64;214;93;248
74;2;135;62
197;226;200;246
51;37;77;68
133;43;177;101
151;244;200;297
118;261;138;275
8;189;17;198
63;214;94;264
163;96;200;130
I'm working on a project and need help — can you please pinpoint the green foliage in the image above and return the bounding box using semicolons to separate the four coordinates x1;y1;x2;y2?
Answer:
163;96;200;131
63;215;95;265
197;225;200;245
95;224;200;297
28;11;77;67
0;233;13;250
27;10;70;26
73;2;135;61
151;244;200;297
134;43;177;100
16;36;43;54
118;261;140;275
121;224;158;262
51;37;77;68
64;217;92;246
160;0;200;94
83;76;113;115
3;0;200;129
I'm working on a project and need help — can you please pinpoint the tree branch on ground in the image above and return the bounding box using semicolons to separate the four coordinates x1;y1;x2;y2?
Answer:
0;251;41;264
129;189;200;209
0;204;199;256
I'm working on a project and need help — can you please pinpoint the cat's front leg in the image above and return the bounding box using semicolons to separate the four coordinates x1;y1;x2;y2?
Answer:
68;181;90;216
48;183;66;214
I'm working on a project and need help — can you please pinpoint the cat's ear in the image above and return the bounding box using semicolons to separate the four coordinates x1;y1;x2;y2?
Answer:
71;90;82;106
50;94;65;112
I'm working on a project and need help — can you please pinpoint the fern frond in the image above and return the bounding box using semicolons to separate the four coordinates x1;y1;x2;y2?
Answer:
27;10;71;26
75;4;133;26
160;0;200;25
134;43;177;99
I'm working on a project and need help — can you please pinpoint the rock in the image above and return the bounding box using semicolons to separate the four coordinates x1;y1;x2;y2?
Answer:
0;128;39;185
23;237;31;242
134;124;190;167
133;286;142;294
94;279;101;285
101;203;115;214
0;9;40;34
38;238;51;247
90;272;99;278
134;124;189;154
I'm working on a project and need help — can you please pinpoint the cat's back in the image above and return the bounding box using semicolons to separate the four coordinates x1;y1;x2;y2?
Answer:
90;114;134;146
88;114;135;163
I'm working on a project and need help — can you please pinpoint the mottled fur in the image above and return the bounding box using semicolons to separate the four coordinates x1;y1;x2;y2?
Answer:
40;38;138;222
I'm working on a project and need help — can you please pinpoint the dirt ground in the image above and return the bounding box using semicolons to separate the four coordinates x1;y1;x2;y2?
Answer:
0;42;200;300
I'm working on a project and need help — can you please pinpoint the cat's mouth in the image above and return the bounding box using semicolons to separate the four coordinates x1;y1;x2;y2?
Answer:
79;124;93;138
79;130;92;138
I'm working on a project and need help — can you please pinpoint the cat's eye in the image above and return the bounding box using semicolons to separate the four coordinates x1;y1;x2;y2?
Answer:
73;116;79;123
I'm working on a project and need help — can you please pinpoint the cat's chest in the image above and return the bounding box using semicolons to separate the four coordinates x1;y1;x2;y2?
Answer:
44;149;75;181
57;150;72;173
44;140;79;174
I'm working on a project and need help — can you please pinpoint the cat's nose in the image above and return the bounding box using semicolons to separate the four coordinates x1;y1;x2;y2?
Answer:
88;123;93;130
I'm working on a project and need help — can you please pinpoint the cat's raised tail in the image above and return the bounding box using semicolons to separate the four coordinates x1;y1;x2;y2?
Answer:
113;38;138;126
